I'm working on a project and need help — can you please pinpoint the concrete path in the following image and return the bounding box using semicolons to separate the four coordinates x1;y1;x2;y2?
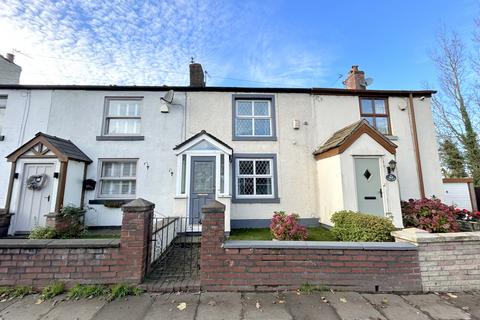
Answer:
0;291;478;320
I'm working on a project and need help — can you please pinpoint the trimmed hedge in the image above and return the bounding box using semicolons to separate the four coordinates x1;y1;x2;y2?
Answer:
330;210;395;242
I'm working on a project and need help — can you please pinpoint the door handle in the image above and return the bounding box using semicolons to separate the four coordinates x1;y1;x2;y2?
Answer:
365;196;377;200
45;195;50;202
379;188;383;198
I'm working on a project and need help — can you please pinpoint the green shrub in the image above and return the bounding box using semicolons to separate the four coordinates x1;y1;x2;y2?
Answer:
107;283;142;301
41;282;64;300
0;286;33;299
67;284;108;300
29;226;57;239
330;210;395;242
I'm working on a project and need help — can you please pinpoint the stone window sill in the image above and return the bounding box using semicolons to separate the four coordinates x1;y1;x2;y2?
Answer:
96;136;144;141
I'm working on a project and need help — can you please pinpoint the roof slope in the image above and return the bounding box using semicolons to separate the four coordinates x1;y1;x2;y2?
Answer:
6;132;92;163
173;130;232;151
313;120;397;158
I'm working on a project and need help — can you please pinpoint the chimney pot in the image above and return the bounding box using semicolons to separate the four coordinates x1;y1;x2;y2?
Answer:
344;65;366;90
5;53;14;63
189;62;205;87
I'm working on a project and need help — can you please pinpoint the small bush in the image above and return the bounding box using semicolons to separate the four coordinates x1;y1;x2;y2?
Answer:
107;284;142;301
67;284;108;300
270;211;308;240
331;211;395;242
41;282;64;300
29;226;57;239
401;198;459;233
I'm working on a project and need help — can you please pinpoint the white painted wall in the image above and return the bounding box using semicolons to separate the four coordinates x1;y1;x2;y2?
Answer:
315;155;344;225
63;160;84;208
443;182;473;211
0;88;443;228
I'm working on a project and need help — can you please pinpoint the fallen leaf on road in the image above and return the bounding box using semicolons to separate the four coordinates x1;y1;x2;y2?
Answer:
381;298;389;305
446;293;457;298
256;301;261;309
35;299;43;304
321;296;328;303
278;300;285;304
177;302;187;311
208;300;217;306
339;297;347;303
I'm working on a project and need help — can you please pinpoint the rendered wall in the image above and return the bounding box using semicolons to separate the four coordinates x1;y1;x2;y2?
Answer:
63;160;84;208
315;155;343;225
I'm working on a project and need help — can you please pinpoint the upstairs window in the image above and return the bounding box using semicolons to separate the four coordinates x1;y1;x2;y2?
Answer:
103;98;142;136
98;160;137;198
360;97;391;135
233;95;276;140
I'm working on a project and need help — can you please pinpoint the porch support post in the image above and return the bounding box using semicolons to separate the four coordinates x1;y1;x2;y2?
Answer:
4;162;17;214
54;161;68;212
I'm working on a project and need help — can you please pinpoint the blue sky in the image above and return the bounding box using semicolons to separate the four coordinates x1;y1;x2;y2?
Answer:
0;0;477;89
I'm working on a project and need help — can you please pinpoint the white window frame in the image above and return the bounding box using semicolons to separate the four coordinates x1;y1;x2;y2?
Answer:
235;158;274;199
97;159;138;199
102;97;143;136
235;100;272;137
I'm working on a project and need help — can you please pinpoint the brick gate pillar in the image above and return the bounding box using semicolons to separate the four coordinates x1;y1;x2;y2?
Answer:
200;200;226;286
120;198;154;284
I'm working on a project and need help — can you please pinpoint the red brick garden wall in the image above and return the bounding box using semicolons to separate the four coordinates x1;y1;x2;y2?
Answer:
200;201;422;292
0;198;154;288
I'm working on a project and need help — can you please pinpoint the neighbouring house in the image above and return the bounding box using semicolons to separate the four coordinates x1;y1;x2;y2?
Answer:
0;61;444;235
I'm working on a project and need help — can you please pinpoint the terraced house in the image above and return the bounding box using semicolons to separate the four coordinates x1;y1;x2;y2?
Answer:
0;58;443;235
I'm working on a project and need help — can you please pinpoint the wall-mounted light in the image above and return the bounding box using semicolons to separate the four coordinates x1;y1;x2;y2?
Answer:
387;160;397;174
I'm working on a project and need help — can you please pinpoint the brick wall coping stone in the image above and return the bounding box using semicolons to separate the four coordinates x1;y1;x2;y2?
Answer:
0;238;120;248
392;227;480;243
224;240;417;250
121;198;155;212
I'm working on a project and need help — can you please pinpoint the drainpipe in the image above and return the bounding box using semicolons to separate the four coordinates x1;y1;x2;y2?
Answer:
408;93;425;198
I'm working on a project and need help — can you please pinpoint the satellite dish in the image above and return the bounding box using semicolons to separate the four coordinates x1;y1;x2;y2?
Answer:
364;78;374;87
162;90;174;103
160;90;175;113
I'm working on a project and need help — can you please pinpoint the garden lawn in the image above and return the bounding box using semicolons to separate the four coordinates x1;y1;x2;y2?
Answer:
228;226;335;241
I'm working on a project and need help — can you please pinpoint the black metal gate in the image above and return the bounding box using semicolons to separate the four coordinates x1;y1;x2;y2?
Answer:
147;216;201;282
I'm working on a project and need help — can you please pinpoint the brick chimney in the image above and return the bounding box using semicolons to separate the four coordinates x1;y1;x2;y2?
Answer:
344;65;366;90
189;62;205;87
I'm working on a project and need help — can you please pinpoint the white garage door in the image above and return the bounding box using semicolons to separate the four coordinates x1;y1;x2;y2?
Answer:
443;183;472;211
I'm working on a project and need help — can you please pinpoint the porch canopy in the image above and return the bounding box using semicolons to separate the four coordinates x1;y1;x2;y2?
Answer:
4;132;91;215
173;130;233;197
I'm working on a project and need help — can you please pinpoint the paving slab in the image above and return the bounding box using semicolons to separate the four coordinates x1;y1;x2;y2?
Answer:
0;294;56;320
40;297;106;320
196;292;242;320
283;292;340;320
0;298;19;312
402;294;471;320
243;292;293;320
439;293;480;320
324;292;386;320
143;293;200;320
363;294;430;320
90;295;154;320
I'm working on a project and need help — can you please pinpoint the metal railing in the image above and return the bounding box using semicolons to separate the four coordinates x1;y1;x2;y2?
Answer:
149;216;201;280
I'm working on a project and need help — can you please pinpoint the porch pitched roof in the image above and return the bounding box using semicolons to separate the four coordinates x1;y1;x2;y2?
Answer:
313;119;397;159
173;130;233;151
6;132;92;163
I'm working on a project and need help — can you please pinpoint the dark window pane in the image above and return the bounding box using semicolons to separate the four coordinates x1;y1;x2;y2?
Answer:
255;161;270;175
255;178;272;195
239;160;254;175
238;178;254;195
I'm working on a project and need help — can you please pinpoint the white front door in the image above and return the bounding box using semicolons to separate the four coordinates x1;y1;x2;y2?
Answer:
355;158;385;216
15;163;55;233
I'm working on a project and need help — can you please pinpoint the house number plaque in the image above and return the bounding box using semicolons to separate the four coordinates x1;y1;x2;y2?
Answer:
386;174;396;182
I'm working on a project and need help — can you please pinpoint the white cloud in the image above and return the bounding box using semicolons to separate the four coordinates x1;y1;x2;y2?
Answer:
0;0;332;87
